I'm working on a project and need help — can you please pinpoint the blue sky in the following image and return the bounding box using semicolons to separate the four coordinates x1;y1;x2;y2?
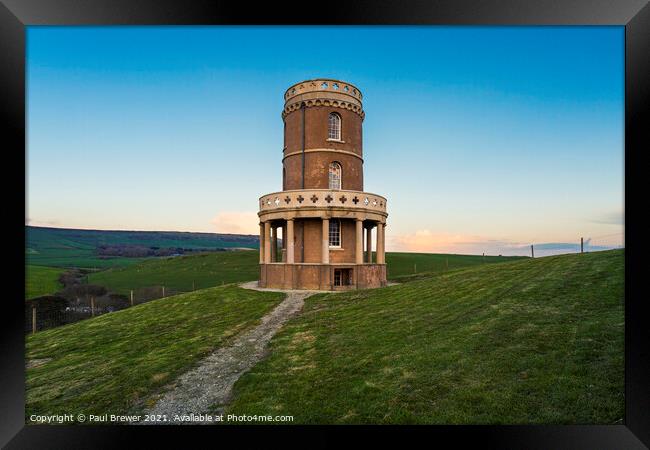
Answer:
26;26;624;255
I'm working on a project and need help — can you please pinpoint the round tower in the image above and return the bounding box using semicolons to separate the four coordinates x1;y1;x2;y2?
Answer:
258;78;387;290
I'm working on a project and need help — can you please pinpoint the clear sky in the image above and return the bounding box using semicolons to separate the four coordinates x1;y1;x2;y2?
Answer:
26;26;624;256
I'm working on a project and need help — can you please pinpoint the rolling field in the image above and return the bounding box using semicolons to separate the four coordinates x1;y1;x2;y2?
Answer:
385;252;525;279
25;265;65;299
26;226;258;269
88;250;522;294
226;250;624;424
25;285;285;418
88;251;260;294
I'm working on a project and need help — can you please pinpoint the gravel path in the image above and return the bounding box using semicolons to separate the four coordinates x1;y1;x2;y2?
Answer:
139;284;321;424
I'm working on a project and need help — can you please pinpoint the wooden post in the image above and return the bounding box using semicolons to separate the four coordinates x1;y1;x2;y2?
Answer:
531;245;535;258
581;237;584;253
32;306;36;335
130;290;134;306
414;263;417;274
162;286;165;297
91;297;95;317
483;253;485;263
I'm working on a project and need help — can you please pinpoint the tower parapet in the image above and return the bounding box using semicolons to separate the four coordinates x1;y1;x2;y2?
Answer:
282;79;364;120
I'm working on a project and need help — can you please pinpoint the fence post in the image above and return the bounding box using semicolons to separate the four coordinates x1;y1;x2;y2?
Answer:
32;306;36;335
581;237;584;253
91;296;95;317
130;290;134;306
531;245;535;258
414;263;417;274
162;286;165;297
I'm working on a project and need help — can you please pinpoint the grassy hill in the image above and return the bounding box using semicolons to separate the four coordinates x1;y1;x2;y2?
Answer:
226;250;624;424
25;265;65;299
88;251;523;295
88;251;260;294
386;252;525;280
26;226;259;269
25;250;622;424
25;285;285;418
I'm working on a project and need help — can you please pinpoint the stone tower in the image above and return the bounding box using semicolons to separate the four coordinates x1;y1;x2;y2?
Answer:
258;78;388;290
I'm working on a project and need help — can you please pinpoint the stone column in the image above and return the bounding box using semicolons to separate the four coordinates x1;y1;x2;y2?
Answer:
281;223;287;262
366;225;373;263
259;223;265;264
355;219;363;264
377;222;385;264
322;218;330;264
263;222;271;264
271;225;277;262
287;219;295;264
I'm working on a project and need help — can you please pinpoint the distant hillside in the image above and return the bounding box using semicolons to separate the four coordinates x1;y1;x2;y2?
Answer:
25;226;259;269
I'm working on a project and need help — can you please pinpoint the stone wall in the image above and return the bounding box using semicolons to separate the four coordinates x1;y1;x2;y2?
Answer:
259;263;386;291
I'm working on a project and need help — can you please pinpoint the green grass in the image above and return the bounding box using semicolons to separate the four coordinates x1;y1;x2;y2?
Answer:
88;251;260;294
25;285;285;419
88;250;521;295
26;265;64;299
26;225;258;269
386;252;525;280
225;250;624;424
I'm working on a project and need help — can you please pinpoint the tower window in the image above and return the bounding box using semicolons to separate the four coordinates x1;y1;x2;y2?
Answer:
328;112;341;140
329;162;342;190
329;219;341;247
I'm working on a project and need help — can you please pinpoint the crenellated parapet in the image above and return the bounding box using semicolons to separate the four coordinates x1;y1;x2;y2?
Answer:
282;79;365;120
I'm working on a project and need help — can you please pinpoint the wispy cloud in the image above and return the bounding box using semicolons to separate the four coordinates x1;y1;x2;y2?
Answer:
210;211;259;235
389;230;622;256
591;209;624;225
389;230;523;255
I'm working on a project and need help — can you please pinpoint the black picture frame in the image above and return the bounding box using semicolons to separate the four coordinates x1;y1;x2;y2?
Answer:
3;1;648;448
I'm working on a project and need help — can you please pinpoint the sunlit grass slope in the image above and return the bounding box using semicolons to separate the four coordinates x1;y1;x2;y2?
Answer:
226;250;624;424
26;285;285;418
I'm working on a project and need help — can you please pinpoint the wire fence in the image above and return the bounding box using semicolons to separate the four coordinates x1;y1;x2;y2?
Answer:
527;233;624;258
25;284;205;335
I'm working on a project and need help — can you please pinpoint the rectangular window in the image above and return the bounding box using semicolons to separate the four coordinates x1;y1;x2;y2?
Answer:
329;220;341;247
